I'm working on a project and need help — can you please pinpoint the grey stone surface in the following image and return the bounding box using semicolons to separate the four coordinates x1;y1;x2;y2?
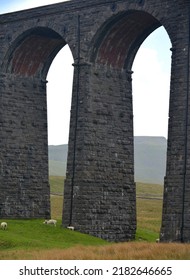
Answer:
0;0;189;242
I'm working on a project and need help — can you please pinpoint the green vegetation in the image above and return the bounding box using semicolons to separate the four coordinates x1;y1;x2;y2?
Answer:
49;179;164;242
49;176;65;195
136;182;163;241
1;177;189;260
136;182;163;199
51;195;63;219
49;160;67;177
50;176;64;219
0;219;107;253
1;179;162;249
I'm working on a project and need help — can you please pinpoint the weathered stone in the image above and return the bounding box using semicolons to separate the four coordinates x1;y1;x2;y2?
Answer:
0;0;190;242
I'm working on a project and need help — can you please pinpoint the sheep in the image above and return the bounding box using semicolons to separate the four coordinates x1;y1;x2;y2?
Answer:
67;226;74;231
1;222;7;230
43;219;57;226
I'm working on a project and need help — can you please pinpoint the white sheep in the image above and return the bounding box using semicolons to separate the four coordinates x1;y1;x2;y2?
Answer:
67;226;74;231
43;219;57;226
1;222;7;230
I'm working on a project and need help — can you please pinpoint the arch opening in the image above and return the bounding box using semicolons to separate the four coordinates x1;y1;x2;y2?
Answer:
132;27;171;240
47;45;74;219
89;10;172;241
91;11;162;70
1;27;73;220
3;27;66;78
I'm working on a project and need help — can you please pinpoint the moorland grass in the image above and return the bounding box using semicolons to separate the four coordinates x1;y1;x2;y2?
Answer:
136;182;163;241
1;241;190;260
1;179;190;259
51;195;63;219
136;197;163;240
49;176;65;195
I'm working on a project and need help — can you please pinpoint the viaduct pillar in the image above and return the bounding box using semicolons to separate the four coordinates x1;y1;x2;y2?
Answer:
0;73;50;218
63;59;136;241
161;37;190;242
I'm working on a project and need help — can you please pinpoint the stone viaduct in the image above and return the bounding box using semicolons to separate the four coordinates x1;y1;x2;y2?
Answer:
0;0;190;242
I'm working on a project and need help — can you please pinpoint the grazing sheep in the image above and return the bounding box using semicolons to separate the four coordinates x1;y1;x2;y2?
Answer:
156;238;160;243
67;226;74;231
43;219;57;226
1;222;7;230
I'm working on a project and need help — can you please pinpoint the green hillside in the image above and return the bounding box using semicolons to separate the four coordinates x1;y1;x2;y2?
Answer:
48;136;167;184
1;180;190;260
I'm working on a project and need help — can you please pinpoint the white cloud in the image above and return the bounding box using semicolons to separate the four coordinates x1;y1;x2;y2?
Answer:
47;46;74;145
19;0;69;10
1;0;69;13
132;47;171;138
47;44;171;144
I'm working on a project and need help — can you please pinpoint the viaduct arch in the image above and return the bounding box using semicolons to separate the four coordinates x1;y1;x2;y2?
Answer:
0;0;190;242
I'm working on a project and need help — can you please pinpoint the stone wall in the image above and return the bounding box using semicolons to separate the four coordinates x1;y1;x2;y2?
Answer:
63;64;136;241
0;0;190;242
0;74;50;218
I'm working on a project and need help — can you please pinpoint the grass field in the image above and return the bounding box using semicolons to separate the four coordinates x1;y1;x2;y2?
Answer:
50;180;163;241
49;176;65;195
1;178;190;260
136;182;163;241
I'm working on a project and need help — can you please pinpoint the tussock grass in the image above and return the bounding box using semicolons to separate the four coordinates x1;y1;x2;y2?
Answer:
1;242;190;260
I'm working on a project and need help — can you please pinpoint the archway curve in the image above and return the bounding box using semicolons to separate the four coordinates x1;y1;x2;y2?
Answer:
0;26;74;221
2;27;71;80
90;10;172;71
87;9;172;241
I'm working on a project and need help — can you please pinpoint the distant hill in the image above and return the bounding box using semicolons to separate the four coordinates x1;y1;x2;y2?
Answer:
48;136;167;184
134;136;167;184
48;144;68;176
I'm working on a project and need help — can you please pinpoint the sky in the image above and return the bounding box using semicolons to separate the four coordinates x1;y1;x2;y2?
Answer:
1;0;172;145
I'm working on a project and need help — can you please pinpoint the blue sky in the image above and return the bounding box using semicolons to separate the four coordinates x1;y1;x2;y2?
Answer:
1;0;68;13
1;1;171;144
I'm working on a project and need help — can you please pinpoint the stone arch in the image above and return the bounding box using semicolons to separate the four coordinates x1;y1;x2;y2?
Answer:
78;9;173;241
90;10;172;70
0;26;73;219
2;27;68;80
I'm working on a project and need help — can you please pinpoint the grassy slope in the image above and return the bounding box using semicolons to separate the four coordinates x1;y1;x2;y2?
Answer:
136;182;163;241
1;178;190;259
0;219;107;252
49;176;65;195
49;178;163;241
49;160;67;177
0;176;108;256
